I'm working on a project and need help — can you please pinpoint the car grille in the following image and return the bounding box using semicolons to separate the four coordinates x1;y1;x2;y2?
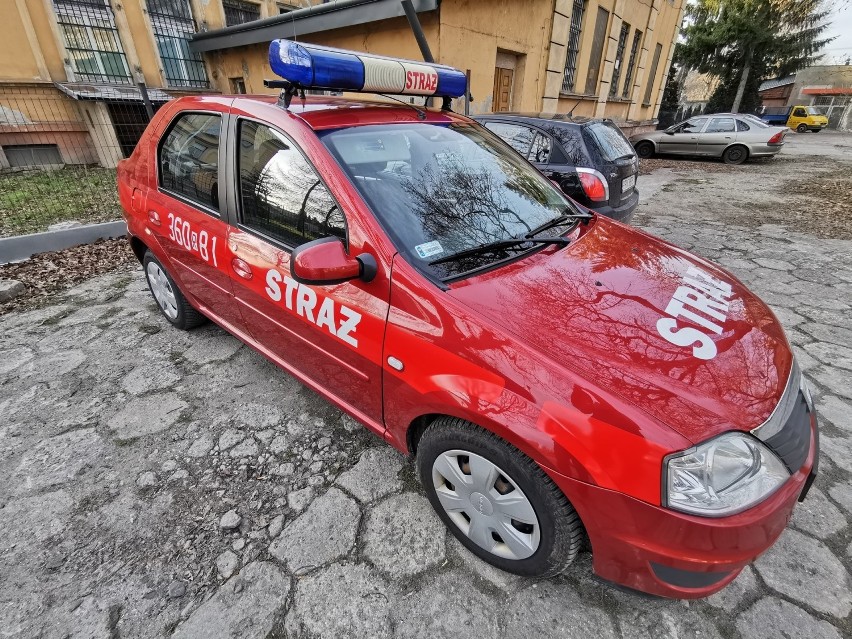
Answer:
761;389;811;473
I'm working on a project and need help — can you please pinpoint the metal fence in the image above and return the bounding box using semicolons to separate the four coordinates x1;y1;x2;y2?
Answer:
0;87;161;237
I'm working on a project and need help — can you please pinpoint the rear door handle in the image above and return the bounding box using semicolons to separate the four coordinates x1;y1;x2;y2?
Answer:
231;257;253;280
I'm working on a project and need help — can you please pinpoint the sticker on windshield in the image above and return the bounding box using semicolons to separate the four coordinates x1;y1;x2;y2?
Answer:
414;240;444;259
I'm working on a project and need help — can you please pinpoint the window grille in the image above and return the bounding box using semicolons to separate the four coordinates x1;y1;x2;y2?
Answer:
609;22;630;97
223;0;261;26
146;0;209;88
53;0;132;84
561;0;586;93
622;29;642;98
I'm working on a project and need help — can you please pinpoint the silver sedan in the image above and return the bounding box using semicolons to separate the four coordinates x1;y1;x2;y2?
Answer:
630;114;788;165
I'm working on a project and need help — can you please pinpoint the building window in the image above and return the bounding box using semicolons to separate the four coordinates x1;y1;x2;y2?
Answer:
146;0;209;88
609;22;630;97
584;7;610;95
3;144;63;168
230;77;247;94
622;29;642;99
643;43;663;106
53;0;132;84
223;0;261;26
561;0;586;94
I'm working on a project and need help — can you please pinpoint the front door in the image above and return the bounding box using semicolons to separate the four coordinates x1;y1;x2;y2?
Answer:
225;118;388;426
658;117;704;154
492;67;513;112
148;109;245;331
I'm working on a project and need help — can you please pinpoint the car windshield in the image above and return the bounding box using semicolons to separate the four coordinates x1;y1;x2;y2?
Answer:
584;121;635;161
807;107;824;116
320;122;576;280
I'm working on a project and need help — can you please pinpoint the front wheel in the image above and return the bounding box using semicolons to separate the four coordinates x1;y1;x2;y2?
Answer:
635;141;655;159
416;418;584;577
722;145;748;165
796;123;808;133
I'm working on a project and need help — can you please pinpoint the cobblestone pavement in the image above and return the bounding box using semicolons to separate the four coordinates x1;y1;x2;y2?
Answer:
1;137;851;638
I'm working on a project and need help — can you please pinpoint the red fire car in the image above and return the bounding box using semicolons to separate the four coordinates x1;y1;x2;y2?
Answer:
117;42;818;598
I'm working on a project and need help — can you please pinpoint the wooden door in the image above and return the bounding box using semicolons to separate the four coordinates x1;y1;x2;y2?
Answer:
492;67;513;112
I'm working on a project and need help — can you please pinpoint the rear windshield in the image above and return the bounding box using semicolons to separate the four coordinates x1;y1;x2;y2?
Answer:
583;122;634;161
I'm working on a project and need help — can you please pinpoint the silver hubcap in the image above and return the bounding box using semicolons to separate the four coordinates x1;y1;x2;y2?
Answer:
431;450;540;560
146;262;178;320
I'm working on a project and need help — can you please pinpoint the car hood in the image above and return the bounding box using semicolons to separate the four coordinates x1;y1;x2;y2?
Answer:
447;217;792;444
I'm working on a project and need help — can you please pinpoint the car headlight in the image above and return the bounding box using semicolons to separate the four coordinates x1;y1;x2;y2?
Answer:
664;432;790;517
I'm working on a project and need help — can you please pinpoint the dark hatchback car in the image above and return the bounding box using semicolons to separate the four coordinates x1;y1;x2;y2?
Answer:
473;113;639;222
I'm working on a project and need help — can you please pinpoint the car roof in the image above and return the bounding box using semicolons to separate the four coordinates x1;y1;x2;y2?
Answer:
471;112;606;126
180;94;472;131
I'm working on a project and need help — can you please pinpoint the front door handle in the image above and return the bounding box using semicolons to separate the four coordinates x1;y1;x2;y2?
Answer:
231;257;253;280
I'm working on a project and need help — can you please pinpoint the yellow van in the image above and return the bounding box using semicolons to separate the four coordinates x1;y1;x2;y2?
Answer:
762;105;829;132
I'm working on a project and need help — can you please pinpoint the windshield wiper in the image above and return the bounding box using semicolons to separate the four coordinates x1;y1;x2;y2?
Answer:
526;209;593;238
428;237;571;266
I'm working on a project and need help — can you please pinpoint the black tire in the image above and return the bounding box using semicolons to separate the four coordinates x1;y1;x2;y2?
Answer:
722;145;748;165
142;250;207;330
796;123;808;133
635;141;655;159
416;417;584;577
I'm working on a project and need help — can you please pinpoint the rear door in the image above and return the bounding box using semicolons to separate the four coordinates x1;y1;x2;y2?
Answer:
147;108;246;331
696;116;736;156
658;117;704;154
224;116;389;426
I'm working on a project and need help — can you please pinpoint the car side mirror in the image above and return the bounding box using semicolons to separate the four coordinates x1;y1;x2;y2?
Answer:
291;237;377;285
665;129;675;135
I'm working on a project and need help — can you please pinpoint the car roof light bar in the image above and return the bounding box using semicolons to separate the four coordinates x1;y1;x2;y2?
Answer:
267;40;467;109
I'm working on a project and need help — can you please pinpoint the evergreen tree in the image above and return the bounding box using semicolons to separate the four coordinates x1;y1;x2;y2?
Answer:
705;70;763;114
679;0;833;112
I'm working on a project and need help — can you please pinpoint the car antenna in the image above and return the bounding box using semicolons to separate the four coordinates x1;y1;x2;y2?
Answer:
567;98;582;118
378;93;428;120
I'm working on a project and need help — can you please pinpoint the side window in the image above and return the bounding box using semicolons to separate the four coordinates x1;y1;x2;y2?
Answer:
736;119;751;132
705;118;735;133
793;108;807;117
159;113;221;211
673;118;704;134
238;120;344;247
528;133;551;163
483;122;536;156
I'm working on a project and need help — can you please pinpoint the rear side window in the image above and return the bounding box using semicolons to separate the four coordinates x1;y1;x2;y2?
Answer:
528;133;551;163
583;122;635;161
706;118;736;133
736;119;751;132
483;122;536;156
159;112;221;212
237;120;344;247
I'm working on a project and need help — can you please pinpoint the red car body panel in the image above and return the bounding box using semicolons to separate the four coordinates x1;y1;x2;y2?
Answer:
118;94;816;599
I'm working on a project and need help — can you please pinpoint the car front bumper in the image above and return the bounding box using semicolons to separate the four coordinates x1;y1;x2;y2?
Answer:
546;415;818;598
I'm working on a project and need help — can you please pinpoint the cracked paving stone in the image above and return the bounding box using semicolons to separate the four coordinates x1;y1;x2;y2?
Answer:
736;597;842;639
753;528;852;618
186;434;215;458
800;323;852;349
172;562;290;639
268;487;358;572
285;563;391;639
816;395;852;432
218;428;245;451
504;582;618;639
216;550;239;579
0;489;72;547
393;572;499;639
121;363;181;395
705;565;758;612
616;607;723;639
108;392;187;443
821;435;852;474
805;342;852;373
219;510;242;530
363;493;445;578
182;332;242;366
335;447;403;503
0;346;34;376
790;487;846;539
229;438;259;459
13;428;104;495
286;486;313;512
828;484;852;517
20;349;86;379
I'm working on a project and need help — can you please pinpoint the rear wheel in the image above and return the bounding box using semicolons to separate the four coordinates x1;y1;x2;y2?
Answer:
796;123;808;133
635;141;655;159
416;417;584;577
143;251;207;330
722;145;748;165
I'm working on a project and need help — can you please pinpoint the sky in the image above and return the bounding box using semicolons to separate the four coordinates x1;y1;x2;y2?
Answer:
820;4;852;65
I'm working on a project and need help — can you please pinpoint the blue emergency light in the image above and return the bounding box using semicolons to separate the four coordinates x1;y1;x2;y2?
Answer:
268;40;467;99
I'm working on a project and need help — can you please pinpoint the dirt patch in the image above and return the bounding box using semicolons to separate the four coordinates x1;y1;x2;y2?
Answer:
0;237;135;315
782;174;852;239
639;157;739;175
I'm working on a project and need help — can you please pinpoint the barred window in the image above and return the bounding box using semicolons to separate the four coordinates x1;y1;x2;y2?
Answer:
609;22;630;97
146;0;209;89
622;29;642;98
561;0;586;93
223;0;261;26
53;0;132;84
